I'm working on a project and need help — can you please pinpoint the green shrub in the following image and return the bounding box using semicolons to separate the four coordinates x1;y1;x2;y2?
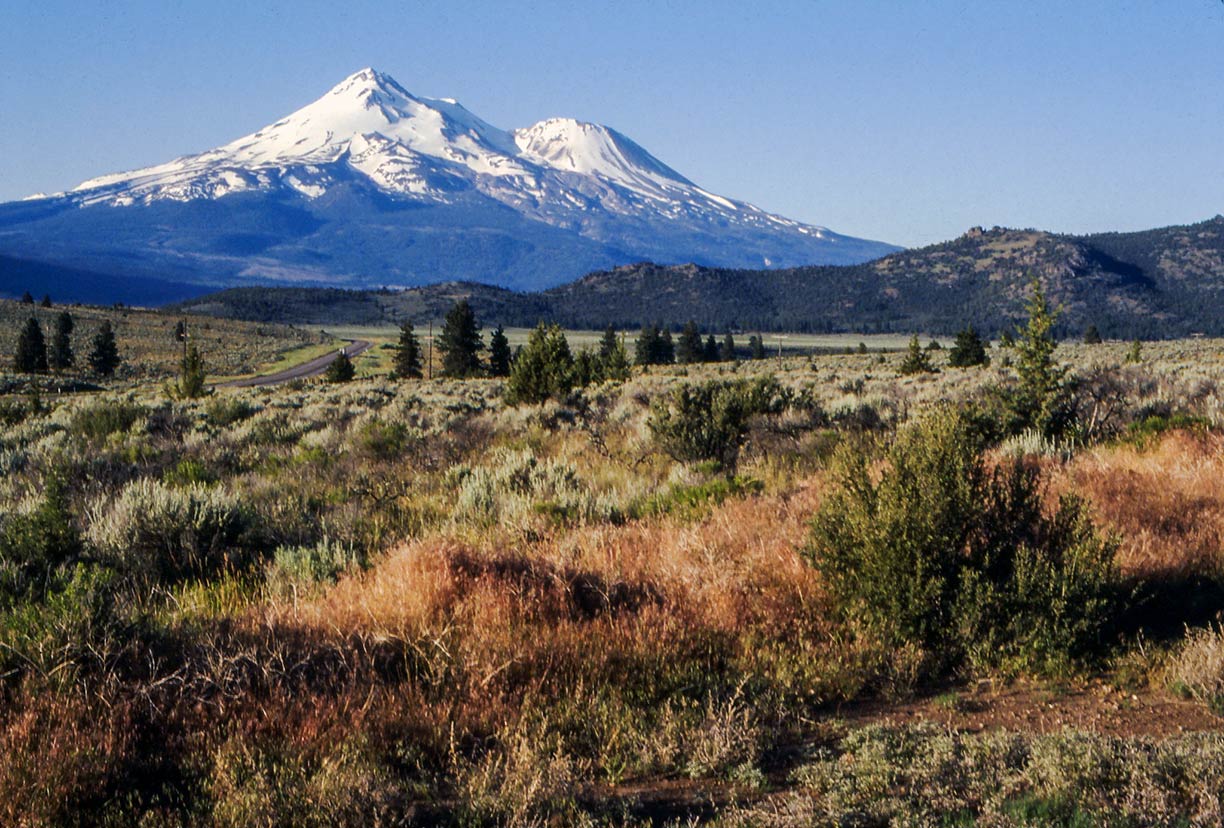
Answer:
452;449;616;526
68;400;145;442
163;458;218;487
0;564;120;687
268;539;363;591
0;475;82;608
648;376;788;470
632;475;764;521
0;398;29;427
205;396;258;428
805;408;1119;678
1125;412;1211;448
355;419;416;460
86;479;264;583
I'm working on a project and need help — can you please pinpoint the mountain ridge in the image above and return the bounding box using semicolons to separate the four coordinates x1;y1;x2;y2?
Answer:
161;215;1224;339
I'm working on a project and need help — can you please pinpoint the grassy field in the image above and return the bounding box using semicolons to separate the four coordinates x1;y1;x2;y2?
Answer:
0;298;330;387
4;305;1224;824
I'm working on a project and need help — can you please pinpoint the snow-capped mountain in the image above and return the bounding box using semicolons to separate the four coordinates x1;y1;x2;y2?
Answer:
0;69;898;296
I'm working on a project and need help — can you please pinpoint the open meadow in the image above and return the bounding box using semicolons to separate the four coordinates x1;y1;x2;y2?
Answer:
5;299;1224;825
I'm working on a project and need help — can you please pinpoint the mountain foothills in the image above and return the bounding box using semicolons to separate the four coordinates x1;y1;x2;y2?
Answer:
0;68;895;298
170;216;1224;338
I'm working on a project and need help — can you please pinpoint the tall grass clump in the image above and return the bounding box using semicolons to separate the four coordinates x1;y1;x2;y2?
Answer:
1168;624;1224;714
452;448;618;526
805;407;1120;678
86;478;264;582
68;399;146;442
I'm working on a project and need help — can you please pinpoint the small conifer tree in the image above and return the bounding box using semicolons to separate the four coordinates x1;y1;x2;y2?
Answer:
437;299;484;378
898;334;935;375
703;334;720;363
50;311;75;372
948;325;989;368
599;325;619;360
487;325;512;377
393;321;423;378
1126;339;1143;364
720;332;737;362
14;317;48;373
172;343;208;398
505;323;574;405
600;333;632;381
635;323;659;366
88;321;121;376
657;327;675;364
1083;324;1102;345
749;335;766;360
676;321;703;364
325;351;355;383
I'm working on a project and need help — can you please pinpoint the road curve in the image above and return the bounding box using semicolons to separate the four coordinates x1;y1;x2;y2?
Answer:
220;340;372;388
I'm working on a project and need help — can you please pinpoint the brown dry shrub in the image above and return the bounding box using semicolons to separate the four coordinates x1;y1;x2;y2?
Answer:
1056;431;1224;578
0;690;133;826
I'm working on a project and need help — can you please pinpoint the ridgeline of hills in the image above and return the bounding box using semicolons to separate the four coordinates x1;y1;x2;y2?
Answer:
166;216;1224;338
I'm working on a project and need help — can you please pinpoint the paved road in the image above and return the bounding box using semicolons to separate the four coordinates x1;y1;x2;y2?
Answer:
220;340;372;388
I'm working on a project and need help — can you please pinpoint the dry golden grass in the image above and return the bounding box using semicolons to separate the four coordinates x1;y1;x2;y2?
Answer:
1057;432;1224;578
289;481;824;641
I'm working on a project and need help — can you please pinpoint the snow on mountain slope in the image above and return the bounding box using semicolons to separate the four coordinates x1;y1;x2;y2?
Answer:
63;69;879;243
4;68;898;291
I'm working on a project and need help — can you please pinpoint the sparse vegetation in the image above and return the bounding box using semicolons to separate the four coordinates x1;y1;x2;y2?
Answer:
2;304;1224;824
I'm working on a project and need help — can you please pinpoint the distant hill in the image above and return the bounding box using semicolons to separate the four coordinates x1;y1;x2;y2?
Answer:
172;216;1224;338
0;254;211;307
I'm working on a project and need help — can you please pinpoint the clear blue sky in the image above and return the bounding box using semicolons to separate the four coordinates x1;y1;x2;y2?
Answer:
2;0;1221;247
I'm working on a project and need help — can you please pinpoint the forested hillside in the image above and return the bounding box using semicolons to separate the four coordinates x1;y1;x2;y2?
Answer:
167;216;1224;337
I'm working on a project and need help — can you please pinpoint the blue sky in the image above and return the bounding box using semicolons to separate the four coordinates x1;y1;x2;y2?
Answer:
2;0;1221;247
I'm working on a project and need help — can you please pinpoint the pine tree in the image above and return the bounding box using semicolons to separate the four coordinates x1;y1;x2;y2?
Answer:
720;332;737;362
601;333;632;381
750;335;766;360
857;341;869;354
948;325;989;368
505;323;574;405
325;351;355;383
898;334;935;375
20;291;33;305
50;311;74;371
657;328;675;364
1083;324;1102;345
703;334;719;363
14;317;48;373
393;321;423;378
437;299;484;378
487;325;512;377
676;321;703;364
599;325;619;360
88;320;121;377
1126;339;1143;364
40;295;52;308
1013;280;1068;433
174;344;208;398
635;323;659;366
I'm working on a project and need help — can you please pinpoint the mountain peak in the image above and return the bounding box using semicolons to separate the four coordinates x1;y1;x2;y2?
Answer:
329;67;413;102
50;66;899;280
